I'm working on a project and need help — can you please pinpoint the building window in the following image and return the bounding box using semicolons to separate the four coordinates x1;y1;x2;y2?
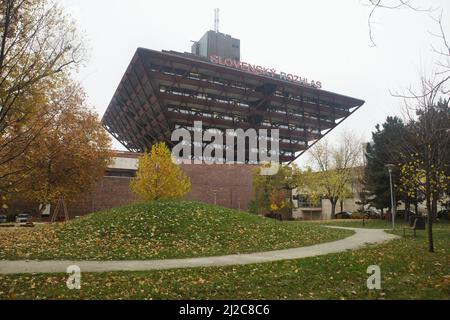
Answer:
105;170;136;178
293;194;322;208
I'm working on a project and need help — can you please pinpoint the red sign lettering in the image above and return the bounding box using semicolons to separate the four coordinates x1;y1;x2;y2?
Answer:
208;55;322;89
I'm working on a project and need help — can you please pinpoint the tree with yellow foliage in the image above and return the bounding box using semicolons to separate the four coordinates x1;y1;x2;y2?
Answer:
251;163;300;215
306;132;363;218
130;142;191;202
0;0;86;194
269;189;287;212
0;0;86;178
18;80;112;217
394;95;449;252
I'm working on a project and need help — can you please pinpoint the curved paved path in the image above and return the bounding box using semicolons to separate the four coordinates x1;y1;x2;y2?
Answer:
0;227;399;274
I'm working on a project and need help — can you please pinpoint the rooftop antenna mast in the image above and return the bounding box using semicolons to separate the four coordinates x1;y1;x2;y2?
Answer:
214;8;219;32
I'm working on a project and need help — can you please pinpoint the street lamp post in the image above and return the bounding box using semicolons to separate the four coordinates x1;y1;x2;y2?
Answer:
385;164;396;230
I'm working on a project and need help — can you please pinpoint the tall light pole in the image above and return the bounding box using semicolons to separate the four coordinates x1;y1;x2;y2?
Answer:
385;164;396;230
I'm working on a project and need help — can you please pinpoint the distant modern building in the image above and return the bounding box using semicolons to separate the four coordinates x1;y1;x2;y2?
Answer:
292;167;366;220
292;165;438;220
102;30;365;163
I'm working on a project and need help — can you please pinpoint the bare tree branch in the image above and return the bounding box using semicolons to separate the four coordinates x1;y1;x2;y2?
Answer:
366;0;433;47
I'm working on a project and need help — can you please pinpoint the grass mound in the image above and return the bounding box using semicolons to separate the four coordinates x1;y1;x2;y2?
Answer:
0;200;352;260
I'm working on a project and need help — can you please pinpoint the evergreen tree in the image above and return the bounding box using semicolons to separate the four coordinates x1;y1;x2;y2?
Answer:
365;117;407;213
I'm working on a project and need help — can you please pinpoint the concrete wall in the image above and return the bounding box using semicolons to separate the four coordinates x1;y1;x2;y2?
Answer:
193;30;240;61
292;209;323;220
321;198;361;219
292;198;361;220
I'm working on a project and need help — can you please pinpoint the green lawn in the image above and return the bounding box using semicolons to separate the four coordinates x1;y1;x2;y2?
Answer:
1;203;448;300
1;221;448;300
319;218;450;230
0;200;351;260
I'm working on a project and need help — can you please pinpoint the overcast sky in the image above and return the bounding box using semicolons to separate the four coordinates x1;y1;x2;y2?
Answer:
58;0;449;166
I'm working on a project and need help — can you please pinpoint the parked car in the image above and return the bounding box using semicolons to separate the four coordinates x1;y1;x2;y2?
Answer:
396;210;415;219
334;211;352;219
438;209;449;220
0;214;7;223
363;208;381;218
15;213;30;223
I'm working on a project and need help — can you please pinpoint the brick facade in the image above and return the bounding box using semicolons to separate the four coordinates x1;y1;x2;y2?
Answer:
8;163;256;219
181;164;255;211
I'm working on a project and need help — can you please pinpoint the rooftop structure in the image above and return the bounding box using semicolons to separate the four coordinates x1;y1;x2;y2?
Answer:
191;30;240;61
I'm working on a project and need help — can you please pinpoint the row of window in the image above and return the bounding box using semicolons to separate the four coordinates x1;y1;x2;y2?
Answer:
148;63;350;112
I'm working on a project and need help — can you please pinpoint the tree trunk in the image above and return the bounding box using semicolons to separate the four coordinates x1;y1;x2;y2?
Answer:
405;200;410;222
427;213;434;253
426;192;434;253
330;199;337;219
432;197;438;222
340;199;344;212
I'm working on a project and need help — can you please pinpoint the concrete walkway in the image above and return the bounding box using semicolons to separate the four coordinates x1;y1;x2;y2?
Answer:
0;227;399;274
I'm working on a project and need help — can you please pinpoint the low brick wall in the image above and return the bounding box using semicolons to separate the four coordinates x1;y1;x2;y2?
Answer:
8;164;256;219
67;176;139;217
181;163;255;211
